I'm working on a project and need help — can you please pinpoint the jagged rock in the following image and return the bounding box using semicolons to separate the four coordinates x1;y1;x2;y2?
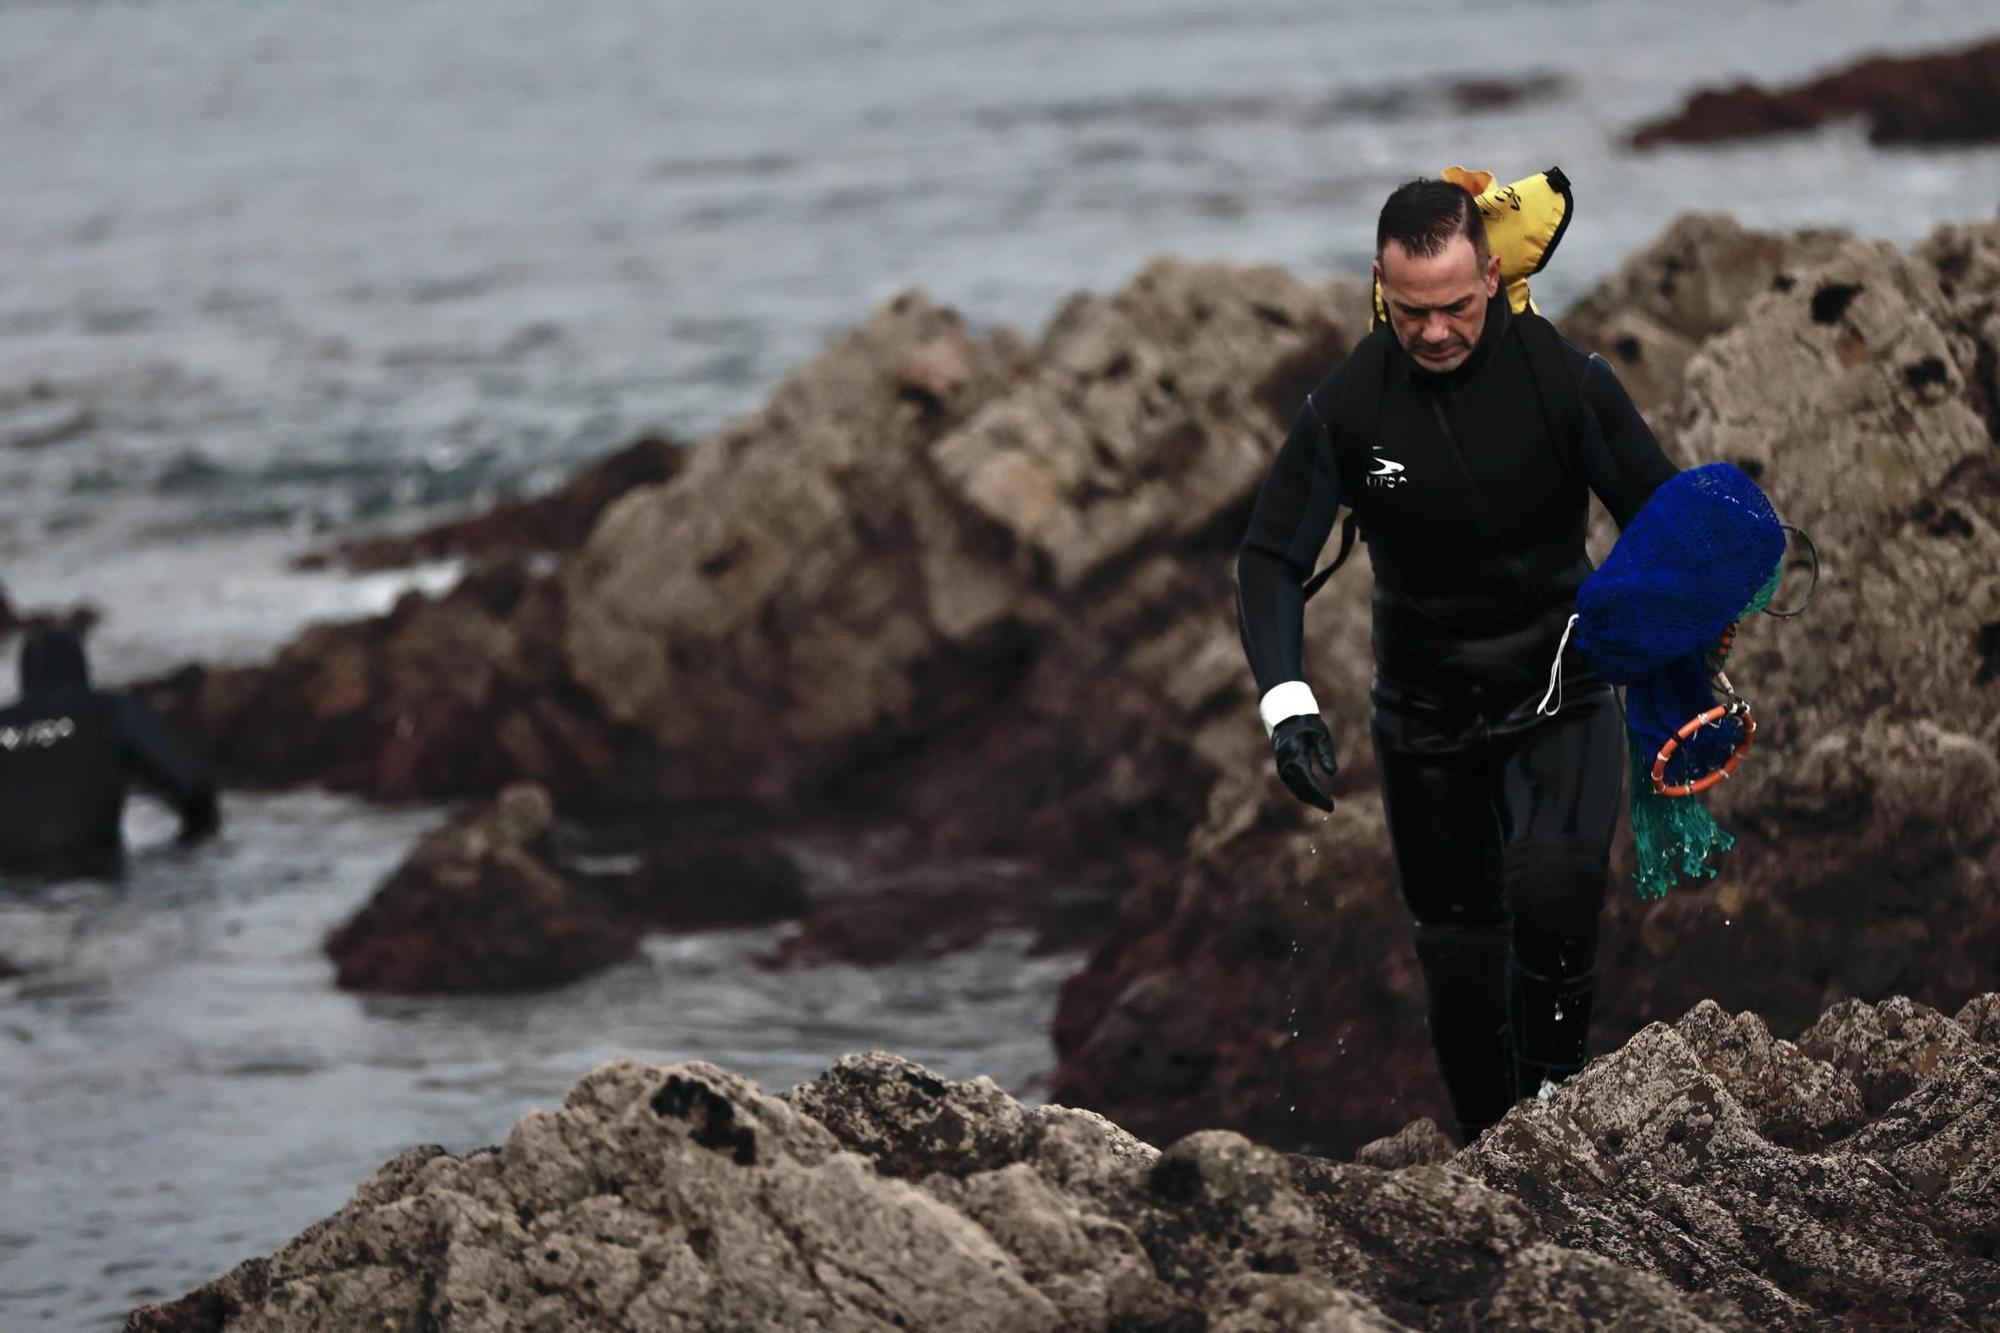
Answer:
136;559;651;809
1957;992;2000;1045
1842;1046;2000;1255
785;1052;1034;1181
1352;1117;1455;1169
1562;215;1852;351
1675;240;1993;652
558;292;1035;798
1558;214;1850;426
297;436;684;572
1671;1000;1865;1150
1459;1002;2000;1329
1797;995;1979;1116
323;783;638;993
135;996;1999;1331
1631;37;2000;149
1760;717;2000;865
560;266;1363;817
1919;218;2000;440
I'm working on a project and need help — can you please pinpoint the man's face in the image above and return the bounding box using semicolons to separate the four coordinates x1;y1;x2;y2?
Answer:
1375;231;1502;374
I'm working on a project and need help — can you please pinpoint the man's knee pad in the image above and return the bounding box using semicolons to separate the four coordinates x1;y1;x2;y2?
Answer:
1501;836;1609;980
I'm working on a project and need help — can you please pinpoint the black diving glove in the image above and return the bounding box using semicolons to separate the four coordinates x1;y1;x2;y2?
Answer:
1272;714;1338;812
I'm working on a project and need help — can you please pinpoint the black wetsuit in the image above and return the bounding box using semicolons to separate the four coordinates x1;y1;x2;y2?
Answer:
1236;294;1678;1137
0;630;219;879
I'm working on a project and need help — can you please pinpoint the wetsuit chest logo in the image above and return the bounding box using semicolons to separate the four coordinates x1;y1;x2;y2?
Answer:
1368;447;1410;489
0;717;76;750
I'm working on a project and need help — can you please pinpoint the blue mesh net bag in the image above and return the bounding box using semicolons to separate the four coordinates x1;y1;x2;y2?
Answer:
1573;463;1786;899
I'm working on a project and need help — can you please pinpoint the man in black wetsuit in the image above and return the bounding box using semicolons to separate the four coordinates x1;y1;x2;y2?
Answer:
0;628;220;878
1235;179;1679;1142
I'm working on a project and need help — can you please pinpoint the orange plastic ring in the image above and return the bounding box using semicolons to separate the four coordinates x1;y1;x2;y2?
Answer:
1650;704;1756;797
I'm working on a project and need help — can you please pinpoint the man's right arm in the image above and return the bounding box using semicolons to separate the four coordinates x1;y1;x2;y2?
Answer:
1235;374;1348;736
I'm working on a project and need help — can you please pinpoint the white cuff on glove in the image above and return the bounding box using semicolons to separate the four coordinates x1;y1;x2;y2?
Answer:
1258;681;1320;738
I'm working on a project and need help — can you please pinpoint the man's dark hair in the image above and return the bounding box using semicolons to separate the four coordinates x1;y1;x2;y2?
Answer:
1376;178;1488;263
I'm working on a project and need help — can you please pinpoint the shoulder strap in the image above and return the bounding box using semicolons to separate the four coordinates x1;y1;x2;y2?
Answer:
1300;515;1358;602
1513;310;1587;490
1301;329;1391;603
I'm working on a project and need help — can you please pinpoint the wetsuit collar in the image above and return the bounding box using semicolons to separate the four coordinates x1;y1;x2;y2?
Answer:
1391;291;1511;389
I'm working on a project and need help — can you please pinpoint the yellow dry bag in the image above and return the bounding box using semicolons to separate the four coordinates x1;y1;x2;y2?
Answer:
1372;165;1574;328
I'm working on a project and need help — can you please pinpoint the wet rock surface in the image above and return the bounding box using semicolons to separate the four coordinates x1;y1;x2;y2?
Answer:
323;783;640;994
1632;36;2000;149
324;785;828;993
132;993;1999;1331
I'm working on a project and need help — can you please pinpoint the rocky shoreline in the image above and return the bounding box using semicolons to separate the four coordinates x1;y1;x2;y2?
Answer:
112;207;2000;1154
71;195;2000;1328
129;990;2000;1330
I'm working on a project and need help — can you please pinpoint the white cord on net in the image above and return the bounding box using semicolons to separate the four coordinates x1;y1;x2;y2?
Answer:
1535;613;1581;717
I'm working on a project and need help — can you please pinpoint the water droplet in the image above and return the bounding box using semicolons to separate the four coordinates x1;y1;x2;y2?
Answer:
1554;1005;1564;1021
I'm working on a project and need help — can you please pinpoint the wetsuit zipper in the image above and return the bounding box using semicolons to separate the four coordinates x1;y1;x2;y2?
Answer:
1425;391;1551;621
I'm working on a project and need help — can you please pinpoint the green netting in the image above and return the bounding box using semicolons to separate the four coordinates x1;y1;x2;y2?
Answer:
1626;734;1738;901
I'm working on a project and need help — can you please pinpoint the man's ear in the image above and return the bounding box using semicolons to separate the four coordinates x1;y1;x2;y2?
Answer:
1484;252;1501;297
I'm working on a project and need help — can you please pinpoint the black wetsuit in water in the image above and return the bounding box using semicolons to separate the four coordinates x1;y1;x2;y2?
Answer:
0;630;219;879
1236;294;1678;1137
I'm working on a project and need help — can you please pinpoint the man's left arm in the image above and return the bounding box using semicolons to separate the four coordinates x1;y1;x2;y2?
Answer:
116;696;221;842
1575;352;1680;529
